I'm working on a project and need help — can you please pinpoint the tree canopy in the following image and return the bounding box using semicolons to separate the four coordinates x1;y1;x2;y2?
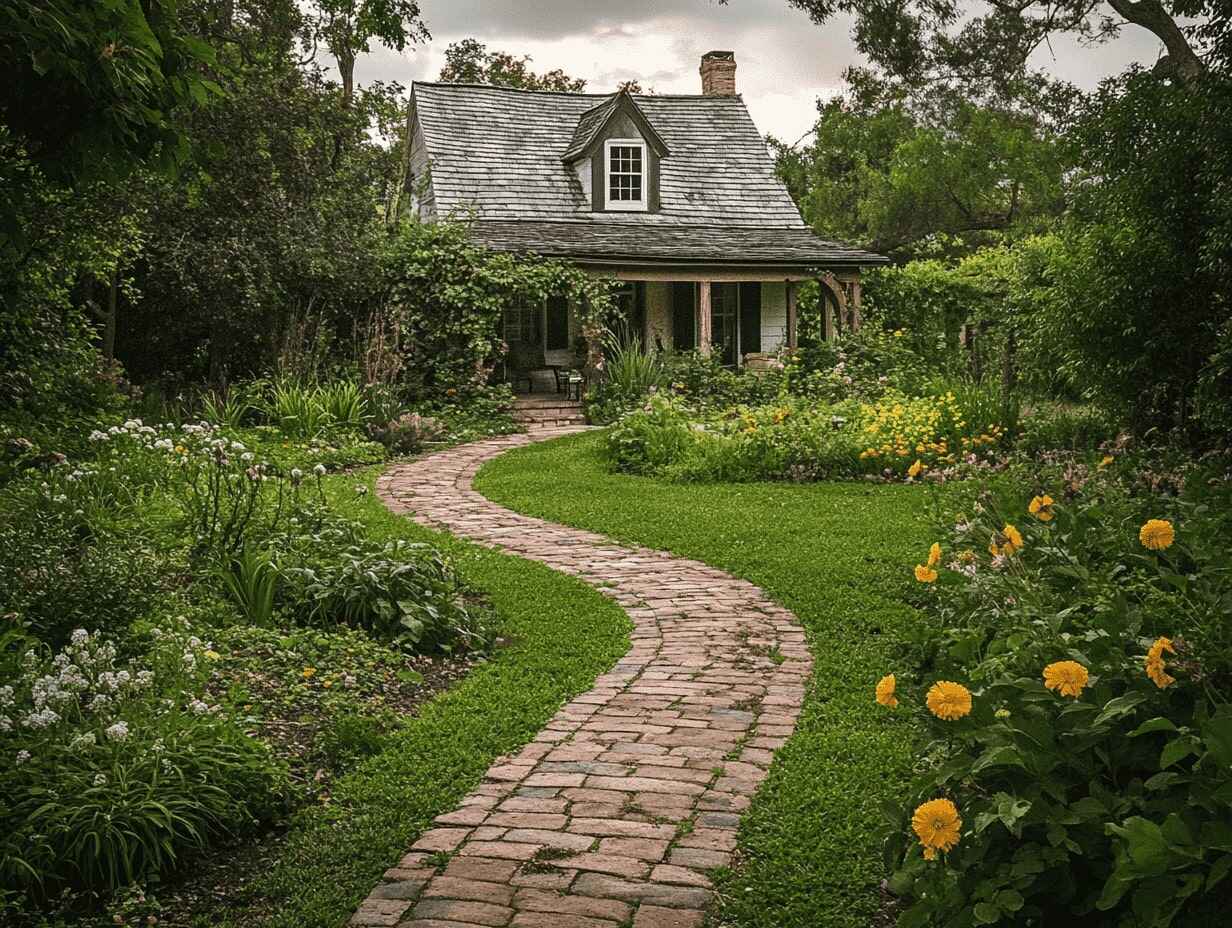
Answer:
439;39;587;91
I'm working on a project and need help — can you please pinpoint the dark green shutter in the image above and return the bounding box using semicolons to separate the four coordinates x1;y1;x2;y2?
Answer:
545;296;569;350
739;282;761;355
672;283;695;351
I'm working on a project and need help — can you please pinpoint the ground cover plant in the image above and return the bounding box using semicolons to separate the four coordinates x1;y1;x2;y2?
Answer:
475;430;939;928
877;450;1232;926
0;403;538;923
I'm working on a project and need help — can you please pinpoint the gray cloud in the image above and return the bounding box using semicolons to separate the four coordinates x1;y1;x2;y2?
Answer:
349;1;1170;141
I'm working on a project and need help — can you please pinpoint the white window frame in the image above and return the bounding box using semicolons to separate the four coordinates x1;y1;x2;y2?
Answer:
604;138;648;211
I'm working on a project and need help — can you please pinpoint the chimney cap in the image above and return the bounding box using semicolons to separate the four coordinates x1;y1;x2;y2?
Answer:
702;50;735;61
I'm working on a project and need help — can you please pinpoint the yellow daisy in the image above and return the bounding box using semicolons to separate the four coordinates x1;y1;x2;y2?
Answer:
926;681;972;720
1043;660;1089;698
912;798;961;857
1028;495;1055;522
1139;519;1175;551
1145;637;1176;688
876;674;898;708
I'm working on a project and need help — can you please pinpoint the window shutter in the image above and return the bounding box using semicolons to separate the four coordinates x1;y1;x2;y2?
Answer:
672;283;695;351
546;296;569;351
739;282;762;355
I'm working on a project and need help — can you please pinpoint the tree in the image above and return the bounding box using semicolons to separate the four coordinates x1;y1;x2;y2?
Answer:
748;1;1214;101
304;0;429;105
775;92;1067;258
439;39;586;92
0;0;221;188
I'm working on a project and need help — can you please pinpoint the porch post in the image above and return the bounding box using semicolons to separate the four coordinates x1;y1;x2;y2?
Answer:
785;280;798;349
849;276;863;332
698;280;713;356
821;280;835;341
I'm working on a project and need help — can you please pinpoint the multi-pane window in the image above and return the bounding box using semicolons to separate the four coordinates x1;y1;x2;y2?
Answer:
503;302;537;345
605;140;646;210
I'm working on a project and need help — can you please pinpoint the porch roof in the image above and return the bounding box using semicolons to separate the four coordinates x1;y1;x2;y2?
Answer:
468;219;890;270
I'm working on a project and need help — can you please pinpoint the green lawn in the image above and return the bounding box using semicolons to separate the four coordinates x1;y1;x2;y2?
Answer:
205;467;631;928
474;431;936;928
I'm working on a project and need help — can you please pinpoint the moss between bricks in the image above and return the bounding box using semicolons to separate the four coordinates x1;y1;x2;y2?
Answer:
474;430;936;928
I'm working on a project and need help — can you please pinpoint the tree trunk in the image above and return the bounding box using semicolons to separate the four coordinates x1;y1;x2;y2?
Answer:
1106;0;1204;87
102;271;118;362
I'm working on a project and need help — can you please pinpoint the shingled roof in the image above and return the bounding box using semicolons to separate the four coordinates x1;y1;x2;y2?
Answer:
408;81;887;268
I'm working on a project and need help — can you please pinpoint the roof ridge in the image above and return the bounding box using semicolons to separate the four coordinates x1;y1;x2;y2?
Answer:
413;81;743;102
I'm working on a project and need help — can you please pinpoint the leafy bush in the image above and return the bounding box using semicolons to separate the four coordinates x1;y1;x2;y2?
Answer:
279;537;491;654
585;332;665;424
0;626;286;900
792;327;935;402
1017;403;1121;456
606;393;866;482
369;411;445;454
879;457;1232;926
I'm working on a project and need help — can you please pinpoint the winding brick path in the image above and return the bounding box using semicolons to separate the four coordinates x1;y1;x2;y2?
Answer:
353;429;812;928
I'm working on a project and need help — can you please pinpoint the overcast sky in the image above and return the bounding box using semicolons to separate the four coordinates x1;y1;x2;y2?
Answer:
350;0;1170;142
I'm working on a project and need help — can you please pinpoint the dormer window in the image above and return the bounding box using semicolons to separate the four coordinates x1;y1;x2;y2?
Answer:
605;139;647;211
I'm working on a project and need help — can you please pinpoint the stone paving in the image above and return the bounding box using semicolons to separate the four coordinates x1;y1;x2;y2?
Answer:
352;428;812;928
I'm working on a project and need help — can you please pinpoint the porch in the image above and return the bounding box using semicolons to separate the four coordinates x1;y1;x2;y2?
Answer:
501;268;868;393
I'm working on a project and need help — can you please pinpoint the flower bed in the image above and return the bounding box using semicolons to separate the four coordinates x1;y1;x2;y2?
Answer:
876;453;1232;926
605;391;1008;483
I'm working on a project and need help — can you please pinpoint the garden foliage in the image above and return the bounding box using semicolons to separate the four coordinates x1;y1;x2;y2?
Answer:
881;454;1232;926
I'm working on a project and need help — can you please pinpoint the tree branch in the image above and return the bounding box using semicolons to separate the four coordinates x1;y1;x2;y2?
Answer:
1105;0;1204;86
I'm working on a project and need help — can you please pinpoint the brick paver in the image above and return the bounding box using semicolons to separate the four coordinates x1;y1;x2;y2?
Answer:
350;429;812;928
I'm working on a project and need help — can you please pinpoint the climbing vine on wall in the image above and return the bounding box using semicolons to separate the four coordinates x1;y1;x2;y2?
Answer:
377;220;618;398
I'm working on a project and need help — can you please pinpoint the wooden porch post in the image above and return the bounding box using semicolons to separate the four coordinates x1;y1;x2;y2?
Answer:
785;280;798;349
697;281;712;356
849;277;863;332
821;281;835;341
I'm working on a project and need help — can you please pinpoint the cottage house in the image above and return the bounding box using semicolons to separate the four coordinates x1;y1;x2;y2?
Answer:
401;51;888;383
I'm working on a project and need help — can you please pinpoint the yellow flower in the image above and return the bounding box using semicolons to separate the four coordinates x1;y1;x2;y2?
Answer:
1043;660;1089;698
1146;637;1176;688
990;523;1024;557
204;649;221;661
908;459;925;478
1028;495;1055;522
926;681;972;720
912;798;961;856
925;543;941;568
876;674;898;708
1139;519;1175;551
302;667;316;679
322;679;333;688
914;564;938;583
1099;454;1115;468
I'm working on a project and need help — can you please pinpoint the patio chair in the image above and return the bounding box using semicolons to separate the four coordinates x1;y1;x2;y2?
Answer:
507;341;559;393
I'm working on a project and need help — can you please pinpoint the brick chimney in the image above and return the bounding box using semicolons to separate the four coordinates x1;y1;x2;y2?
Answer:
699;51;736;96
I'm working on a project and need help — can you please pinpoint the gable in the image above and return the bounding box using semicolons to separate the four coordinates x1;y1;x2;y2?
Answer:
410;82;805;228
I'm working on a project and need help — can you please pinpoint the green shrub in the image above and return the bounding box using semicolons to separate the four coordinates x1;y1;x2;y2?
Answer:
879;458;1232;927
279;538;491;654
313;712;390;767
218;548;279;626
369;411;445;454
1017;403;1121;455
0;626;286;900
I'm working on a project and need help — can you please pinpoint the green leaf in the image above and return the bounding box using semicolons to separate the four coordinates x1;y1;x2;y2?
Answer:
1201;712;1232;767
972;745;1026;773
1093;692;1148;727
1110;817;1170;876
972;902;1001;924
1208;854;1232;890
1129;717;1178;737
995;889;1024;912
1160;737;1196;770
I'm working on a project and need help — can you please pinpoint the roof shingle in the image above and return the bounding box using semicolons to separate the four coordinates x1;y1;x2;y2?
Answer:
410;82;887;268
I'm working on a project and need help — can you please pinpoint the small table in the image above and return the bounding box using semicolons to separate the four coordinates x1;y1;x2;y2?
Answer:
564;370;585;401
